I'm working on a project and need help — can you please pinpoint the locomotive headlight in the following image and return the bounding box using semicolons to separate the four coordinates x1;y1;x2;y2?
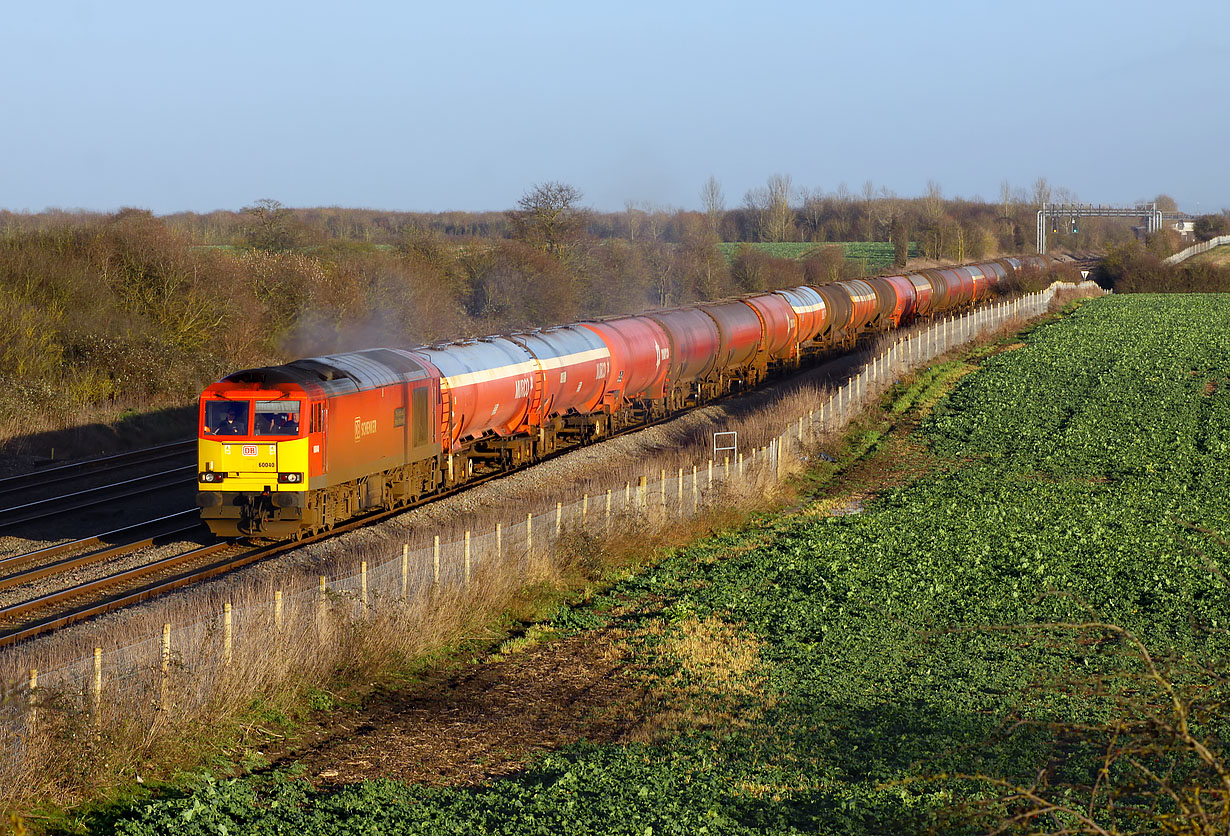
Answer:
199;471;225;484
277;472;303;484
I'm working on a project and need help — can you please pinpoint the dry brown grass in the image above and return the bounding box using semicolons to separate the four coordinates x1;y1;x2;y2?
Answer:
0;437;800;810
624;616;768;745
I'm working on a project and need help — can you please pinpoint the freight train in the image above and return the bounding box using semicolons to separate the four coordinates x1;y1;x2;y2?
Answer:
196;255;1049;538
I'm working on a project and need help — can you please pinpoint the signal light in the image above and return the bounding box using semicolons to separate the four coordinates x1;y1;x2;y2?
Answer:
277;472;303;484
199;471;225;484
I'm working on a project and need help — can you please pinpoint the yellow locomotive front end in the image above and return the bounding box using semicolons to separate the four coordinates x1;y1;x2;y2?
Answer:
197;386;312;538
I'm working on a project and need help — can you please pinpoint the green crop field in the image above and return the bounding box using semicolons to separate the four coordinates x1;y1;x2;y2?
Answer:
717;241;919;271
94;295;1230;835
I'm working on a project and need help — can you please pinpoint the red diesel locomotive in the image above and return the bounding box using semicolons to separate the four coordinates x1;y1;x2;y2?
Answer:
197;255;1049;538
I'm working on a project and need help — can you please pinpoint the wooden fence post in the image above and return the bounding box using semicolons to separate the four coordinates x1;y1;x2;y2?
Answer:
637;476;647;512
526;512;533;565
582;493;589;522
555;502;562;539
274;590;284;633
496;522;503;563
605;487;612;528
360;562;369;617
464;530;471;588
92;647;102;725
223;603;233;666
28;669;37;730
433;535;441;590
401;544;409;600
692;464;699;512
160;623;171;712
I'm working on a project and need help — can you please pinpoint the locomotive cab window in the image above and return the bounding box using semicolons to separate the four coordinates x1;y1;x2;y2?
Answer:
254;400;301;436
205;401;248;436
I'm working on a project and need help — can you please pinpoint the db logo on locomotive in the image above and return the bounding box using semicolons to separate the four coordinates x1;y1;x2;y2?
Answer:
241;445;257;457
354;416;377;442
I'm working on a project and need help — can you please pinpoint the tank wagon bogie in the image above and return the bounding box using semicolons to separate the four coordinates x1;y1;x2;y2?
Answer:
197;255;1050;539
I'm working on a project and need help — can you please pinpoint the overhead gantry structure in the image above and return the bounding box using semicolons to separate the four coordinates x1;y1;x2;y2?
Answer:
1036;203;1163;253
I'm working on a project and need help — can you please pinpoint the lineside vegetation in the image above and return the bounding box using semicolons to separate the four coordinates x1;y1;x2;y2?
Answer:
46;294;1230;834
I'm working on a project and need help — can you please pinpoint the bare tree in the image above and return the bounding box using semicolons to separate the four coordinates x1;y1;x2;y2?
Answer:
861;179;877;241
700;176;725;238
1032;176;1053;208
242;198;300;252
799;187;826;242
1154;193;1179;212
743;173;796;242
999;179;1015;218
923;179;945;223
507;182;588;257
623;199;643;242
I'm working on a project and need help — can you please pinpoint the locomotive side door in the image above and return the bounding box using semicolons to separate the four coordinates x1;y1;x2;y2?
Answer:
309;400;327;486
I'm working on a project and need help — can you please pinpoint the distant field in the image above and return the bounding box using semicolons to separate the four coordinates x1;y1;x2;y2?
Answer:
717;241;919;270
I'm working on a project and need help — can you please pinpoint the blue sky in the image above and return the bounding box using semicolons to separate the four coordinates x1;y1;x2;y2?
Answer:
2;0;1227;215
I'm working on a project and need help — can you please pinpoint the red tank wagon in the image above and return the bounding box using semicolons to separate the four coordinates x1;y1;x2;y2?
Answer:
741;293;798;361
774;286;827;345
197;255;1051;539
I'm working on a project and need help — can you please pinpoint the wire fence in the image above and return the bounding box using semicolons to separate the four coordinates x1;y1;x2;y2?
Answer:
0;282;1100;779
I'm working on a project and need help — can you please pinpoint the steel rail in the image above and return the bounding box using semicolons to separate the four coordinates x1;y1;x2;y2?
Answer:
0;510;201;573
0;439;194;492
0;460;531;648
0;525;203;592
0;444;195;504
0;366;806;648
0;466;196;529
0;542;234;628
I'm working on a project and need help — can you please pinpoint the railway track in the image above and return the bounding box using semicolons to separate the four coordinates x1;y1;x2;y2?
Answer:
0;510;202;591
0;467;196;531
0;439;194;504
0;399;701;648
0;288;1029;648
